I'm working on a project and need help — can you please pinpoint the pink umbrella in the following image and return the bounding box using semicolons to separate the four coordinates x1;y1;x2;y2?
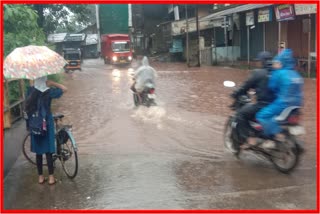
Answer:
4;45;67;80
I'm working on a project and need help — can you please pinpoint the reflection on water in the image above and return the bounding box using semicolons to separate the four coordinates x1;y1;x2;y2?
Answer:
112;69;121;78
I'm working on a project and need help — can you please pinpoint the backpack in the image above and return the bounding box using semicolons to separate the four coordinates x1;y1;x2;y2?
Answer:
24;88;50;136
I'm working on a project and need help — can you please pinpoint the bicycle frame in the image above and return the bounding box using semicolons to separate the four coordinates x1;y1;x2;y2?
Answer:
54;119;78;153
23;114;79;178
62;128;78;152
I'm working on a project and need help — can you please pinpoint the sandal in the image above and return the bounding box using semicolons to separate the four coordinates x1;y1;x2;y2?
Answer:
240;141;257;150
38;177;47;184
48;178;58;185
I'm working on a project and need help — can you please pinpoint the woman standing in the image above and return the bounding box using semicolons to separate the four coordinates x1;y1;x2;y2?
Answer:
25;76;67;185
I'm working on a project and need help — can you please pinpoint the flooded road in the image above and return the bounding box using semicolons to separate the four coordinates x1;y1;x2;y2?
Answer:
4;58;317;210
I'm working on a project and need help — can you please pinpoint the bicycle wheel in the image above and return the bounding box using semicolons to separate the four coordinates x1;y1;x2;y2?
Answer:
57;129;78;179
22;133;47;166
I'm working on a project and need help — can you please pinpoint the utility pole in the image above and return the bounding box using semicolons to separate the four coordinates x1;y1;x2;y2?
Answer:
307;14;311;78
247;26;250;68
214;27;217;65
224;16;228;64
185;5;189;67
95;4;101;56
195;5;200;67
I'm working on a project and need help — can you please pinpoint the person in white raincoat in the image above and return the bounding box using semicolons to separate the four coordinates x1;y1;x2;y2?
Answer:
131;56;157;94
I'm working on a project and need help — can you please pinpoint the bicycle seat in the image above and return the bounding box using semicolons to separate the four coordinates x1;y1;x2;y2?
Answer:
53;114;64;120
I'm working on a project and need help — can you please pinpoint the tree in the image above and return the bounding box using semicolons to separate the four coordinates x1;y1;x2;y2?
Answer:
4;4;46;57
32;4;95;34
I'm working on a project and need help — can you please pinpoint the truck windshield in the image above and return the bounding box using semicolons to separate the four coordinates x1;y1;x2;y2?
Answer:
112;42;130;52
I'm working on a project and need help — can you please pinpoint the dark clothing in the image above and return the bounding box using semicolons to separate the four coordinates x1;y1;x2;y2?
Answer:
236;103;268;142
26;87;63;155
232;68;275;141
232;69;275;104
36;153;54;175
26;86;63;177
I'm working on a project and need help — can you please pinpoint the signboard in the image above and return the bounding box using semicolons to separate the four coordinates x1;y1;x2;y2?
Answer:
294;4;316;15
168;5;174;13
274;4;295;21
209;19;223;28
171;18;224;36
233;13;240;30
246;11;254;26
174;6;180;20
258;7;272;22
221;18;230;28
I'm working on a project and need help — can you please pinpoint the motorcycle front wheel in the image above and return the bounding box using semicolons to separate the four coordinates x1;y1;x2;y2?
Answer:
223;117;239;155
269;135;299;173
133;93;140;107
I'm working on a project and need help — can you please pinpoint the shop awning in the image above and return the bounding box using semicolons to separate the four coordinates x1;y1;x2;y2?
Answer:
201;4;273;21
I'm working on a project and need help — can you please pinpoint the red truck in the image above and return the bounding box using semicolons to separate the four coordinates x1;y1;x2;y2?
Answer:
101;34;133;65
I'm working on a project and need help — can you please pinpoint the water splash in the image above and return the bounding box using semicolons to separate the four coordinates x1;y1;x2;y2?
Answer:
131;106;167;129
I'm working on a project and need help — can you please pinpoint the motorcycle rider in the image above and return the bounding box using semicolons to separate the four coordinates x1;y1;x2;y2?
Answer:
130;56;157;102
230;51;276;151
256;49;304;148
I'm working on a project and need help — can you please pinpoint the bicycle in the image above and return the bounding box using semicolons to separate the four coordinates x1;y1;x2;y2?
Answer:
22;113;78;179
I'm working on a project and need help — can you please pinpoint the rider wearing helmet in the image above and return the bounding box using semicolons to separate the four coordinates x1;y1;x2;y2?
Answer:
230;51;276;151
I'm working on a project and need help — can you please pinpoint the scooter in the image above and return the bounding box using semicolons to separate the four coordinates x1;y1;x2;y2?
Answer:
223;81;305;173
132;80;157;107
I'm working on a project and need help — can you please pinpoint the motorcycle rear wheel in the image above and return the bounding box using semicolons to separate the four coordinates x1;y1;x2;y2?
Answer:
269;135;299;173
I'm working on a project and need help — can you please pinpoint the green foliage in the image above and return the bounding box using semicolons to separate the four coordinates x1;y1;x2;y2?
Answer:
48;73;64;84
4;5;46;104
4;4;46;57
7;80;30;104
33;4;94;34
8;81;20;104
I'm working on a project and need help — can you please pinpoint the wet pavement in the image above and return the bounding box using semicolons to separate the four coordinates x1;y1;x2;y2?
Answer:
4;58;317;210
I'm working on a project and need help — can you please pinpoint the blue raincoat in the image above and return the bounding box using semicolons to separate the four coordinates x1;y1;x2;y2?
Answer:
256;49;303;137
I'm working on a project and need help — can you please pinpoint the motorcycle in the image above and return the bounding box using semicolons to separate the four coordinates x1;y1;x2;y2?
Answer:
132;79;157;107
223;81;305;173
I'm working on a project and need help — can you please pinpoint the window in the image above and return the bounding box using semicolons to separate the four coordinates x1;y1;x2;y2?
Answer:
112;42;130;52
65;54;80;60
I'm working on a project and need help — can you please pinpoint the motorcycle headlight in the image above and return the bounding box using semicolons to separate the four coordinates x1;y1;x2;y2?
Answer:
128;56;132;61
112;56;117;61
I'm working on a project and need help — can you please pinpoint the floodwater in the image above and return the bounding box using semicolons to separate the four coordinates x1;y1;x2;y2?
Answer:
4;58;317;210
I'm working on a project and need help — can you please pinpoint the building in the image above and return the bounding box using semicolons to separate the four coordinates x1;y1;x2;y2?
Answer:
78;24;99;58
47;33;67;55
99;4;129;35
173;3;317;74
131;4;168;55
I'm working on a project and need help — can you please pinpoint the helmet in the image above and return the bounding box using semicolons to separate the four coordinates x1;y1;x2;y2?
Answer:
256;51;273;70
